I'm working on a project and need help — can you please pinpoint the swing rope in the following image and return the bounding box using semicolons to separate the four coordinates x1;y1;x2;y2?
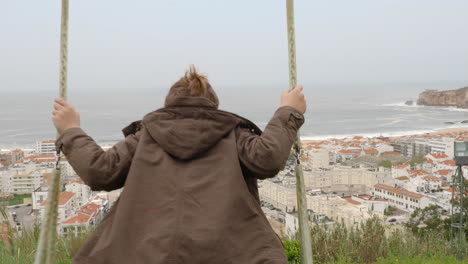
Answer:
286;0;314;263
34;1;312;263
34;0;69;263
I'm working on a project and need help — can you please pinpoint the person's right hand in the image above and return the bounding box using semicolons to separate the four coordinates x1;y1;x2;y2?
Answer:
280;85;307;114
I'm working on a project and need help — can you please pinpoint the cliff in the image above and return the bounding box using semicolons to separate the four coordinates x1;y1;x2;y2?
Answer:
417;86;468;109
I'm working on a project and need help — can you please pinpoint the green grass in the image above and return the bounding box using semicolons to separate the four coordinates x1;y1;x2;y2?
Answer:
283;217;466;264
374;255;462;264
0;209;465;264
7;194;32;206
0;223;93;264
0;205;93;263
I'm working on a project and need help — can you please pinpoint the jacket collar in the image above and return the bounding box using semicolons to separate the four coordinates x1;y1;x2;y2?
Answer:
164;96;218;109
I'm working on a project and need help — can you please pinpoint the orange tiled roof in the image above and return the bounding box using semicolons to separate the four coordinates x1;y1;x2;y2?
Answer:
67;178;85;185
374;184;424;199
408;169;430;177
393;164;409;169
363;149;378;154
58;192;75;205
423;176;442;182
439;160;455;166
343;197;361;205
429;153;449;159
27;154;55;158
40;192;74;206
63;213;91;224
395;176;409;180
79;203;100;216
433;169;453;176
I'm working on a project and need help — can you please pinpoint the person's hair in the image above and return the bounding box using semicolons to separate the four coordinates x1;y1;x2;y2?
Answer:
172;65;209;96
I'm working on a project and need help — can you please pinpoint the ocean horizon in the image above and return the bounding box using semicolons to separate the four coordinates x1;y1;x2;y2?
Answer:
1;82;467;150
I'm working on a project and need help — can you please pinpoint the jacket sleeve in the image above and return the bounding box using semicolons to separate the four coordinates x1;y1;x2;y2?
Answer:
236;106;305;179
55;127;142;191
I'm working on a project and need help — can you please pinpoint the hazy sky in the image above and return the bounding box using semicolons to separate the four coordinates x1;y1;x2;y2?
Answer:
1;0;467;93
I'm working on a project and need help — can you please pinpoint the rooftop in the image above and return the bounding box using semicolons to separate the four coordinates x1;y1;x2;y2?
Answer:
40;191;75;206
428;153;449;159
374;183;424;199
62;213;91;225
393;164;409;169
343;197;361;205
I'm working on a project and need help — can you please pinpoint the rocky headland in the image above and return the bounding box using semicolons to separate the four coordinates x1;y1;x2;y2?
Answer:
417;86;468;109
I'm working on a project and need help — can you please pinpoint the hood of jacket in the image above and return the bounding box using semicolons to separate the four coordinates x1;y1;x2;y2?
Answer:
135;84;260;161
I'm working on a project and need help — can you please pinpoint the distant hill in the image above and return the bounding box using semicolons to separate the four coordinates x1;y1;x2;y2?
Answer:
417;86;468;109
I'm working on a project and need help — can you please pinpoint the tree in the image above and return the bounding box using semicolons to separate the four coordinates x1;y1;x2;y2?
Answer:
384;206;397;216
378;160;392;168
283;239;300;263
407;205;444;233
409;154;426;167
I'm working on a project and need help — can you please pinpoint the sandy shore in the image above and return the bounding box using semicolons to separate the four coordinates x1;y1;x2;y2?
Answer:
302;127;468;143
425;127;468;136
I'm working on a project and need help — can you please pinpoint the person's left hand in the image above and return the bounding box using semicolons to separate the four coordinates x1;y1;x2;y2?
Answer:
52;97;81;135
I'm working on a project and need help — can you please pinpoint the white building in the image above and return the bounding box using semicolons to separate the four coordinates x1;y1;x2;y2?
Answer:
0;169;46;194
35;140;56;155
38;191;76;233
32;185;49;210
433;159;456;172
306;149;330;169
65;178;92;207
306;194;376;229
423;192;451;213
392;164;410;178
61;194;110;237
375;143;394;155
59;161;77;178
429;138;455;158
285;212;300;238
348;195;388;215
373;184;432;212
422;176;443;192
284;211;318;238
426;153;450;164
337;150;355;162
259;180;297;212
304;167;394;195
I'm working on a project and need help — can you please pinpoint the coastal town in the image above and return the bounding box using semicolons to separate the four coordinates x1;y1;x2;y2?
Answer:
0;128;467;241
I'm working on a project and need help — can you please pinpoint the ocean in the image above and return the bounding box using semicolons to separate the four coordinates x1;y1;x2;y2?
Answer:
1;82;467;150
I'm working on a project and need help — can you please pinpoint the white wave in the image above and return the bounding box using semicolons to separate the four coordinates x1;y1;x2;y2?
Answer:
381;102;423;108
440;107;468;112
382;102;468;112
379;118;405;127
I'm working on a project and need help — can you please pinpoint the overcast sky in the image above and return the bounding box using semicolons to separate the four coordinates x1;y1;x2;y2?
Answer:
1;0;467;93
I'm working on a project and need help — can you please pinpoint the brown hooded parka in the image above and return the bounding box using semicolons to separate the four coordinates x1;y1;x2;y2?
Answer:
55;83;304;264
